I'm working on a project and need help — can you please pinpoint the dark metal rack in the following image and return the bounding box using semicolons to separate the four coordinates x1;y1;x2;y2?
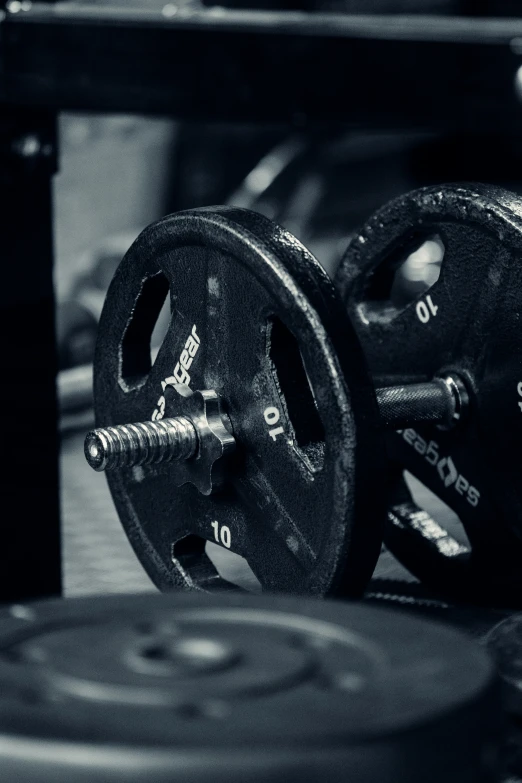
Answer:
1;2;521;602
4;6;522;125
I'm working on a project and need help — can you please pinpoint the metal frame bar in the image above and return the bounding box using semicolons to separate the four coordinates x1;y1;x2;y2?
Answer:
0;108;61;602
1;5;522;126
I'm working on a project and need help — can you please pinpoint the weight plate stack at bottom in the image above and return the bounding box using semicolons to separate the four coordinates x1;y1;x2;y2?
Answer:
485;615;522;781
0;591;501;782
487;614;522;717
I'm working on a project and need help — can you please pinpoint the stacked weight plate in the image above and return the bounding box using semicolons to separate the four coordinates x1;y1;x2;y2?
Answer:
0;592;501;782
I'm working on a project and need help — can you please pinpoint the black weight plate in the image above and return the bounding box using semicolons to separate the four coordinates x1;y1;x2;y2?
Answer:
486;613;522;717
336;184;522;602
0;592;500;782
94;207;385;596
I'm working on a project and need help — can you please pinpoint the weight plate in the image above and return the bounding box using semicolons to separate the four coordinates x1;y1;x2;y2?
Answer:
336;184;522;602
0;592;500;782
94;207;385;596
486;613;522;717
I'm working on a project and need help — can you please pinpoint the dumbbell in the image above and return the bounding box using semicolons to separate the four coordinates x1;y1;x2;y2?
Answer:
85;207;476;597
0;591;500;782
336;183;522;603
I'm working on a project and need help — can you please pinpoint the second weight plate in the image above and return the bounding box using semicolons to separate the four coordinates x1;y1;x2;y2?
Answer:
336;184;522;601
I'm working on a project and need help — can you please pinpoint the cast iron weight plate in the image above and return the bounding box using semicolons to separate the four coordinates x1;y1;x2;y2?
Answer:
336;183;522;603
94;207;385;596
0;592;501;783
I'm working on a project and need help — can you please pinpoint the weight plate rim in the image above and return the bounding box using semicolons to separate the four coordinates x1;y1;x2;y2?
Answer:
335;181;522;302
0;592;498;742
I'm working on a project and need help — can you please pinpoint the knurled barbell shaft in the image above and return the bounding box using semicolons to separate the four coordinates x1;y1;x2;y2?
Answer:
85;417;198;472
376;375;467;430
85;375;467;474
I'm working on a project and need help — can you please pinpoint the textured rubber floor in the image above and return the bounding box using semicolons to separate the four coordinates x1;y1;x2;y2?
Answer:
61;431;155;596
